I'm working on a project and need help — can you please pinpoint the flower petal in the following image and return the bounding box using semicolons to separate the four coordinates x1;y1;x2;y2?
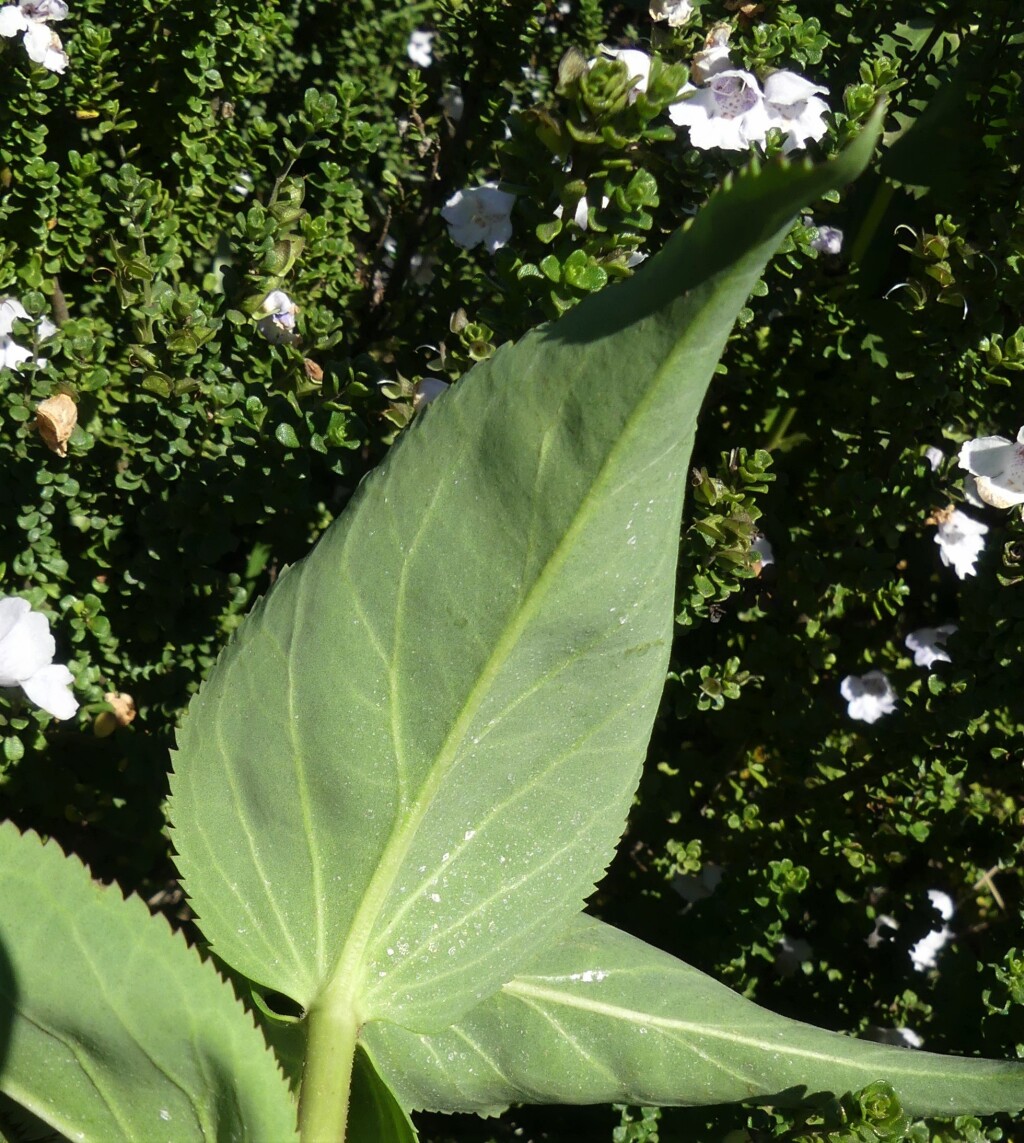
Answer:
957;434;1013;479
20;663;78;720
0;6;29;37
0;296;30;335
0;602;55;686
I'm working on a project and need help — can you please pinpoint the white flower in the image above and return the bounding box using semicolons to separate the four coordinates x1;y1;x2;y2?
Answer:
910;889;954;972
866;890;954;973
231;171;254;198
905;624;956;668
669;69;773;151
0;0;68;72
810;224;843;255
21;0;69;17
670;37;830;154
774;935;812;977
554;192;610;232
0;296;55;370
649;0;694;27
257;289;299;345
751;533;774;568
840;670;897;724
924;444;944;471
590;46;652;100
957;426;1024;508
413;376;449;411
672;862;723;904
0;596;77;720
441;184;515;254
934;507;987;578
406;29;433;68
762;70;830;152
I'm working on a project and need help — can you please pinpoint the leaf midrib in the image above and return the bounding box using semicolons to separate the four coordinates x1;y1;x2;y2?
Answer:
504;979;1009;1084
323;327;694;1023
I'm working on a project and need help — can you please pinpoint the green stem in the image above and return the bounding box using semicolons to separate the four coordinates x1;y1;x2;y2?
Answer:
764;405;798;452
298;997;359;1143
848;179;894;267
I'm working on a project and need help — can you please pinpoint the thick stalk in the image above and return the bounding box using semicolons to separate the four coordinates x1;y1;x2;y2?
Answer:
298;997;359;1143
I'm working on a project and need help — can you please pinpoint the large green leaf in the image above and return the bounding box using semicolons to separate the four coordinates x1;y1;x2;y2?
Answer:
363;914;1024;1119
0;823;299;1142
169;113;882;1033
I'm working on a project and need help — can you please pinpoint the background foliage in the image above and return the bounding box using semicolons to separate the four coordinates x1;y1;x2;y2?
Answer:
0;0;1022;1139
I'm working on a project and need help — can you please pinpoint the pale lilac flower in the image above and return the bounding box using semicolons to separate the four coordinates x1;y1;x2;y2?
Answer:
20;0;67;15
406;29;433;68
905;624;956;668
910;889;954;972
669;70;773;151
589;47;652;100
413;376;449;410
0;0;68;72
810;225;844;255
0;296;54;370
649;0;694;27
934;508;987;578
762;70;830;152
957;426;1024;509
257;290;299;345
0;596;77;720
840;670;897;724
440;85;464;122
672;863;723;905
441;184;515;254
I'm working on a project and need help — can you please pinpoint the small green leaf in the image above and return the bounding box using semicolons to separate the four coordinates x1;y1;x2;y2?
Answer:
140;373;173;397
562;250;608;292
275;422;301;448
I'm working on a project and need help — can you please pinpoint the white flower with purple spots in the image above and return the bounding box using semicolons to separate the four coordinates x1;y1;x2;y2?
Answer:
0;0;68;72
669;69;773;151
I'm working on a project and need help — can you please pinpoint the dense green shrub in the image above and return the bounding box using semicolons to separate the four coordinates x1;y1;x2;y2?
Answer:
1;0;1022;1138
